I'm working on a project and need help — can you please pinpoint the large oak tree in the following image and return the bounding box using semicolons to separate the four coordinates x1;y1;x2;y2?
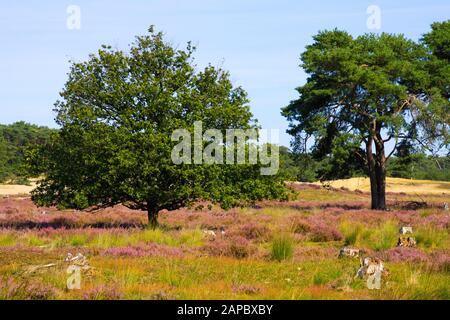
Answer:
283;22;449;209
28;27;287;227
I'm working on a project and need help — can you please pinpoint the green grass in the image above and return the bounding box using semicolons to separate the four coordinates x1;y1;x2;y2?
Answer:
0;234;17;247
1;252;448;300
415;226;449;250
339;220;449;251
0;228;205;249
271;234;294;262
339;220;400;250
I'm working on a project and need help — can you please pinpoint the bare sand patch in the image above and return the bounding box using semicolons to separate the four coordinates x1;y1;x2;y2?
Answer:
313;177;450;195
0;183;35;196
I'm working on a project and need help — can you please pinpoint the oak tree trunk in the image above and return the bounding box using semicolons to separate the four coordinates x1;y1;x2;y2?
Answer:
147;208;159;229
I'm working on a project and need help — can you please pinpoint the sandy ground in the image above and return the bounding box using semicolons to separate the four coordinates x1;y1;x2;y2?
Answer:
313;177;450;195
1;177;449;196
0;183;35;196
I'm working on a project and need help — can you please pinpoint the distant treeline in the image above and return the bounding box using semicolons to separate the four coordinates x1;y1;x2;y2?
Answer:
0;122;448;184
279;146;450;182
0;122;56;183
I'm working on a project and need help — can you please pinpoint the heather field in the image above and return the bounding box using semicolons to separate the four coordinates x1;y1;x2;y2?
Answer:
0;184;449;300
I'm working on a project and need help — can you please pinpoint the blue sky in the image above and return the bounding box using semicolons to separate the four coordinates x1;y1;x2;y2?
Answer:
0;0;449;147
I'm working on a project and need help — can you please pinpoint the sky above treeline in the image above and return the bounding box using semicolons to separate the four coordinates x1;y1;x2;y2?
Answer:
0;0;449;147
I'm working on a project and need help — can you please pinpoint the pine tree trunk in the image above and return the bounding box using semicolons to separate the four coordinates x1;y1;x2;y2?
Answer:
366;127;387;210
372;163;386;210
369;172;379;209
367;136;379;209
374;130;387;210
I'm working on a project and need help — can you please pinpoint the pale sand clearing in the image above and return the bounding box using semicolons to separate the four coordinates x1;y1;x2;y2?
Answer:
314;177;450;195
1;177;449;196
0;183;35;196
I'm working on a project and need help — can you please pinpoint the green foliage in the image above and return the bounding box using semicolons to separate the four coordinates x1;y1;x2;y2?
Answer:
279;145;450;182
389;154;450;181
28;27;287;225
271;234;294;261
0;135;8;182
278;146;300;180
422;20;450;62
0;122;55;183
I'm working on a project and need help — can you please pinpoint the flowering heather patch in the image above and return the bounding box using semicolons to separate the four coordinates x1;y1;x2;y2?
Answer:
292;246;342;262
0;197;51;215
0;197;148;229
0;277;58;300
232;284;262;295
290;217;312;234
381;247;430;264
159;208;239;231
0;277;22;299
329;208;449;232
32;227;131;238
24;281;58;300
308;222;343;242
102;244;187;258
0;188;449;300
287;182;322;191
339;210;394;227
83;285;123;300
429;251;450;272
379;248;450;272
0;210;146;230
201;235;255;259
422;214;450;230
228;223;271;241
259;200;369;211
288;213;343;242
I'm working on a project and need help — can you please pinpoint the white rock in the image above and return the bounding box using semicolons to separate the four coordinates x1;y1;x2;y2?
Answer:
399;226;413;235
203;230;216;237
339;247;362;258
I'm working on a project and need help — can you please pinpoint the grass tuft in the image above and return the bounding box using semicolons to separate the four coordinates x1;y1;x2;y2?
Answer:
271;234;294;262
